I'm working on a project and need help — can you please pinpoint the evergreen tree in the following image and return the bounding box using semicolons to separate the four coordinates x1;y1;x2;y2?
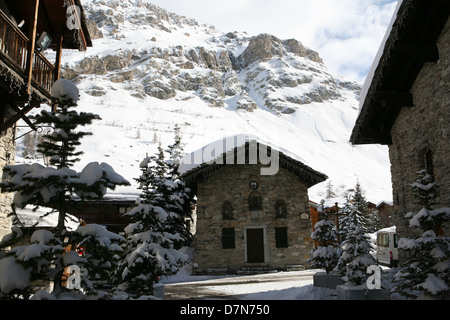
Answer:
325;180;337;199
392;169;450;299
0;229;64;299
136;146;168;208
307;201;340;273
366;208;383;233
352;180;383;232
166;124;184;167
352;181;368;217
0;79;129;299
337;197;356;243
164;125;194;248
339;182;371;241
68;223;125;297
335;199;377;285
116;151;188;298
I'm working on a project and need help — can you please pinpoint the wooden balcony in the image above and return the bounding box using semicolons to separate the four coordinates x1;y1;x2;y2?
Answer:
0;0;92;133
0;9;56;101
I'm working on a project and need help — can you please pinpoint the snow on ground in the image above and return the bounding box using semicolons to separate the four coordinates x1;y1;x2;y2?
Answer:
163;269;336;300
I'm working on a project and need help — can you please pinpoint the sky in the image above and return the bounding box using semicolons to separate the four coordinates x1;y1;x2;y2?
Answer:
148;0;399;84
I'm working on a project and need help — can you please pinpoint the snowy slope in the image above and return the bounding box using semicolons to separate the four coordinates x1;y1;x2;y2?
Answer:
16;0;392;203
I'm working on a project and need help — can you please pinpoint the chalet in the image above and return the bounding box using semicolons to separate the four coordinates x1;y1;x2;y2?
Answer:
0;0;92;239
350;0;450;262
66;197;135;234
181;137;327;274
376;201;394;228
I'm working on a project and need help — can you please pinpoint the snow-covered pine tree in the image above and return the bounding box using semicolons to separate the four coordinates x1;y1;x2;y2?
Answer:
352;181;381;233
307;201;340;273
325;180;337;199
352;181;368;216
136;147;167;207
0;229;64;299
366;208;383;233
337;197;356;243
392;169;450;299
115;149;188;298
164;125;194;249
68;223;125;297
335;198;377;285
166;124;184;167
338;182;371;242
0;79;130;299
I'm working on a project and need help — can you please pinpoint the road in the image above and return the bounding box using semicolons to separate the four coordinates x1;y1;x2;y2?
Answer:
163;270;318;300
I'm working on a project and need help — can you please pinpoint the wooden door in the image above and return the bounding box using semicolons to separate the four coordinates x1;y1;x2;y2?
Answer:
246;228;264;263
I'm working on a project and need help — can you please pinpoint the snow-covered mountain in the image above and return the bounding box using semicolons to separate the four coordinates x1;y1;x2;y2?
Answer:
17;0;393;203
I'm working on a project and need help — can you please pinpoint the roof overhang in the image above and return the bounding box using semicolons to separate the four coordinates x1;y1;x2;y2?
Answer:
181;138;328;191
6;0;92;51
351;0;450;145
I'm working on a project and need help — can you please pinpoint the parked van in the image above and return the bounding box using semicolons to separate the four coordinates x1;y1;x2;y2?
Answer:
376;226;398;267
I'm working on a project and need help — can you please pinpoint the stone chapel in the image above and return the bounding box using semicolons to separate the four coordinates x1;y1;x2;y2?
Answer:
181;137;327;274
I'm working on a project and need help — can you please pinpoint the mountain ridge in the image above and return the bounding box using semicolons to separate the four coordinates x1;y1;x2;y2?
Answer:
17;0;393;203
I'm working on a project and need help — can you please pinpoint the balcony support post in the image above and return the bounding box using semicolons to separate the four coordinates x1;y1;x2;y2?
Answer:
25;0;39;94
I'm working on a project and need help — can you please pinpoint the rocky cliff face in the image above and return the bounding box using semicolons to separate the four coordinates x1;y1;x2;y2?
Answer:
37;0;392;202
63;0;360;114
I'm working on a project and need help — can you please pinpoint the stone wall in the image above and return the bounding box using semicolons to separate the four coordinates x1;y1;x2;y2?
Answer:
0;121;15;241
193;163;314;274
389;18;450;249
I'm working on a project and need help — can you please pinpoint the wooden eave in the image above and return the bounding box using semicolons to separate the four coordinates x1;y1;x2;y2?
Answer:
350;0;450;145
0;0;92;133
181;141;328;193
7;0;92;51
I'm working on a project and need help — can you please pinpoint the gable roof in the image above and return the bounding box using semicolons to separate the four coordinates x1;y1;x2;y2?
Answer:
180;135;328;190
350;0;450;145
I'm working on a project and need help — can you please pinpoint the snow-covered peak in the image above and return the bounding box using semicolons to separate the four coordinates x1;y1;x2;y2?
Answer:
17;0;393;204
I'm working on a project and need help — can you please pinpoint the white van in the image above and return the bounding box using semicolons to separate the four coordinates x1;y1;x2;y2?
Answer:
376;226;398;267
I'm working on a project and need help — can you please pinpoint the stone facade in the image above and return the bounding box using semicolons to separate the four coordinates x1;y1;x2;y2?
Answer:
389;17;450;242
192;163;315;274
0;119;15;240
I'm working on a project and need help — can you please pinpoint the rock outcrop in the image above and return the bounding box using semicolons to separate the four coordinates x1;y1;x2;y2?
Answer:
61;0;360;114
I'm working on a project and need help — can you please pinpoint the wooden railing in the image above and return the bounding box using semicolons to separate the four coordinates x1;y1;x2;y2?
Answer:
0;10;56;97
0;10;28;71
32;50;56;93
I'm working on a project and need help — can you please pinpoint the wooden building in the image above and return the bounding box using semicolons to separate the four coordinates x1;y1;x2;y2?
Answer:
350;0;449;262
181;139;327;274
66;197;135;234
0;0;92;239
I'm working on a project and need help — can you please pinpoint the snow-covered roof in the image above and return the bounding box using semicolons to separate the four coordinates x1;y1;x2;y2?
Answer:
377;226;396;234
180;134;328;188
14;206;80;231
350;0;449;145
358;0;404;113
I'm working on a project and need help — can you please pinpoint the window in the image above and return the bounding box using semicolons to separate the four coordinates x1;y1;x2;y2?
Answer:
249;191;262;211
275;200;287;218
275;227;288;248
249;181;258;190
119;206;133;214
222;228;235;249
222;201;233;219
377;233;389;247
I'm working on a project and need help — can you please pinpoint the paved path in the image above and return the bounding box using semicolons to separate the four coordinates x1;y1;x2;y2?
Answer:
163;270;318;300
